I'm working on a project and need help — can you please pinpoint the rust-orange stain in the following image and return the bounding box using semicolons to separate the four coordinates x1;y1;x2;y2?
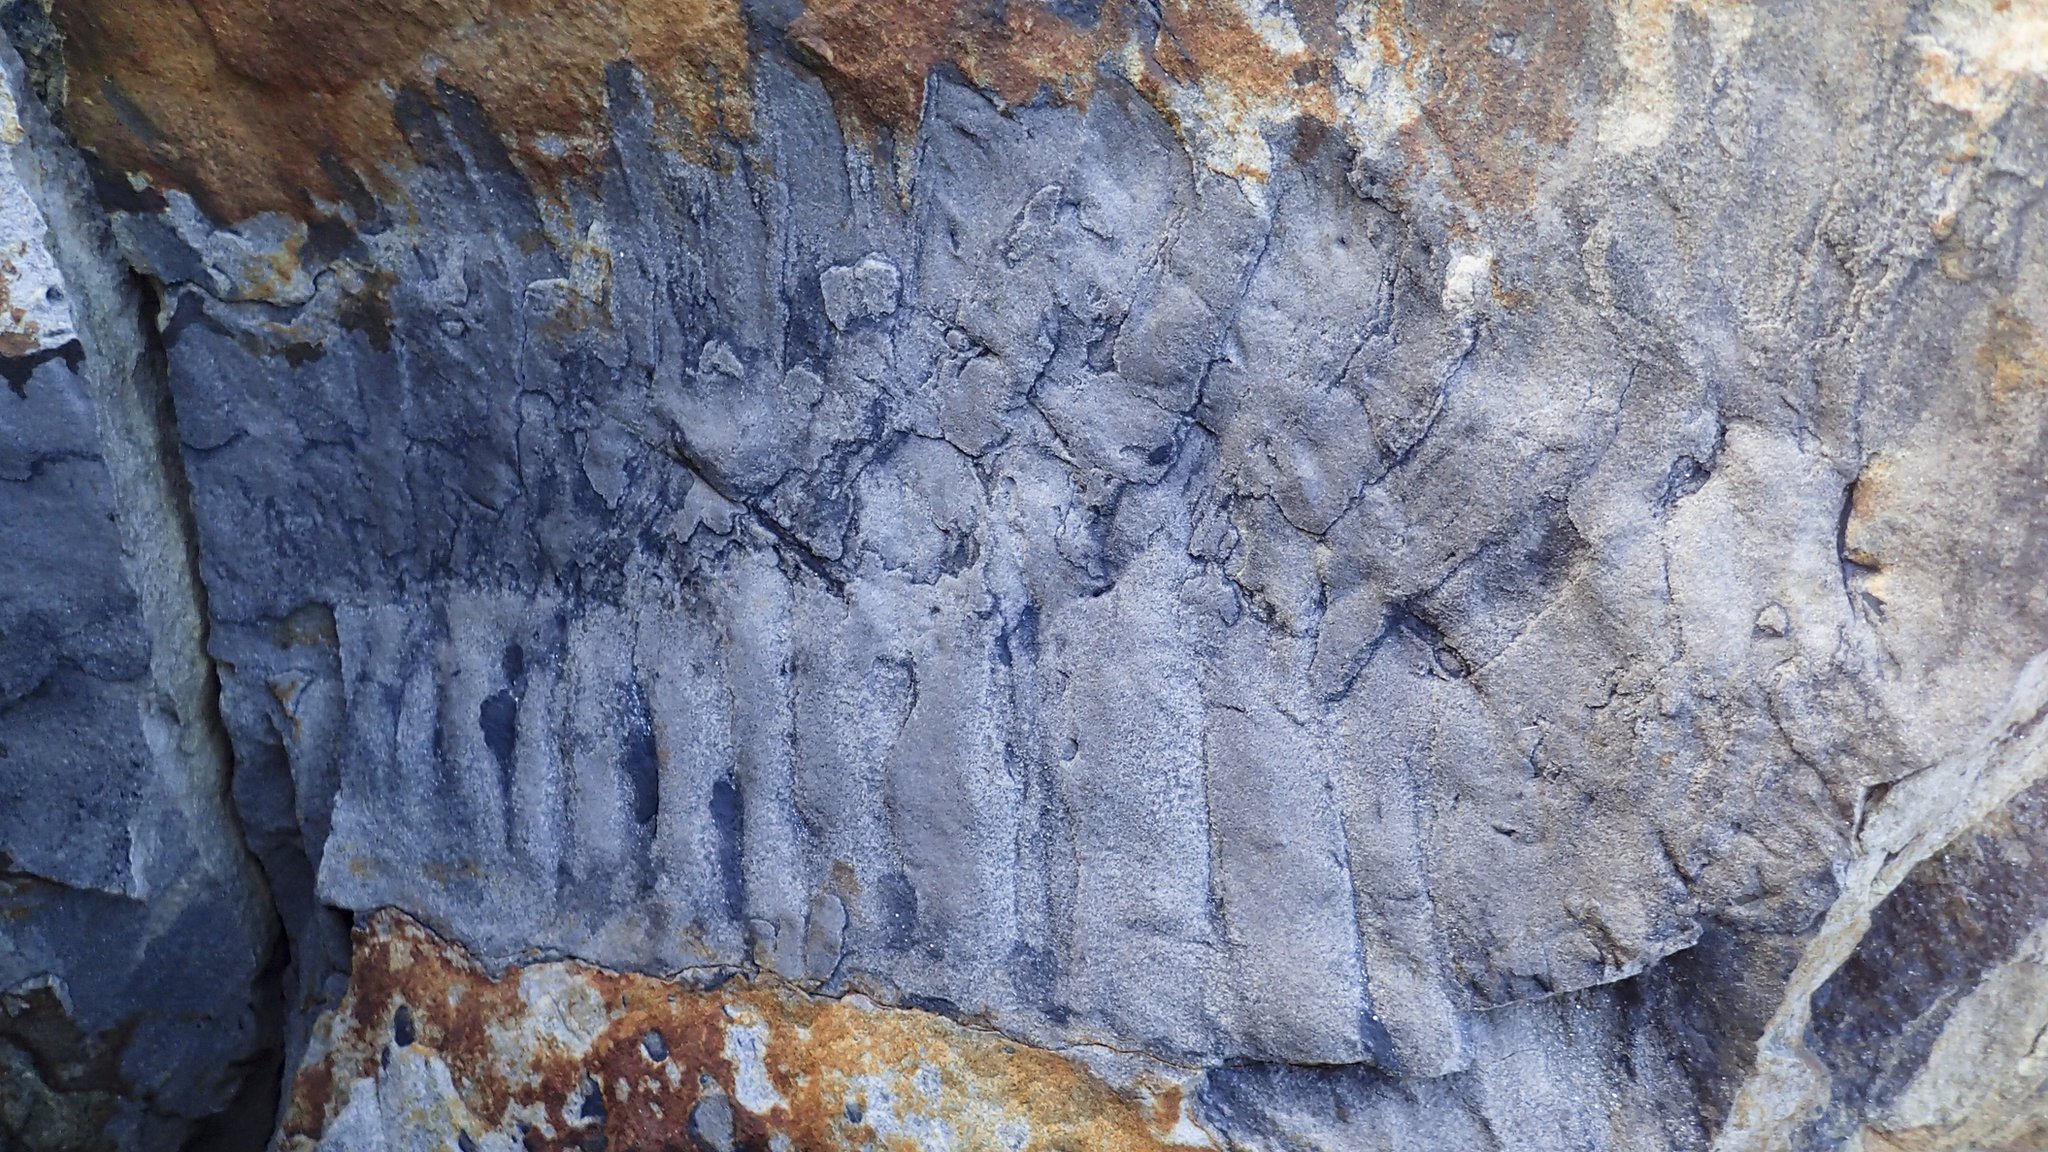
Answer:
787;0;1123;132
280;909;1210;1152
786;0;1342;151
1979;300;2043;405
46;0;1606;226
51;0;749;222
1396;0;1591;211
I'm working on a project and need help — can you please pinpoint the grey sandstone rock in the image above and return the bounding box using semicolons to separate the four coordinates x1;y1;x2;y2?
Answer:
1;0;2046;1149
0;35;278;1152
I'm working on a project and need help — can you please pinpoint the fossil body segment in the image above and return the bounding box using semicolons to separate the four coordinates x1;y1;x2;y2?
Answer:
0;1;2045;1149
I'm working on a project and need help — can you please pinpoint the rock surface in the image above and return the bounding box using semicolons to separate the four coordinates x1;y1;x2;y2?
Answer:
1;0;2045;1149
0;29;278;1151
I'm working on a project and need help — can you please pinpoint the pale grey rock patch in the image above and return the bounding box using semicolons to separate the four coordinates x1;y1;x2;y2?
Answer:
820;253;901;331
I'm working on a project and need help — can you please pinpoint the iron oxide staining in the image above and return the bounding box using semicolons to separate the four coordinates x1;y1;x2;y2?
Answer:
283;909;1210;1152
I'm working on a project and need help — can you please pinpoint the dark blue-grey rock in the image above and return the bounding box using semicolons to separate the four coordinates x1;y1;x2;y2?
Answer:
0;35;279;1152
5;0;2048;1148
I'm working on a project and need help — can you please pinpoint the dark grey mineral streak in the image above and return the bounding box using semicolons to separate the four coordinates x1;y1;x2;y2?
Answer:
1;0;2045;1149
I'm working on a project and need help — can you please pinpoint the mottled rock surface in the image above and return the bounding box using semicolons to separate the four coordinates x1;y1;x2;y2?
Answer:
0;31;277;1151
1;0;2046;1149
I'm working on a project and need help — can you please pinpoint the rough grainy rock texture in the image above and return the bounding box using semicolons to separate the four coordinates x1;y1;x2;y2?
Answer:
0;0;2044;1148
0;29;278;1150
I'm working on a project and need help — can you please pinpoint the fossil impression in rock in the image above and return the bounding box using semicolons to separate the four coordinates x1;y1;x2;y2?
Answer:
0;1;2045;1150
